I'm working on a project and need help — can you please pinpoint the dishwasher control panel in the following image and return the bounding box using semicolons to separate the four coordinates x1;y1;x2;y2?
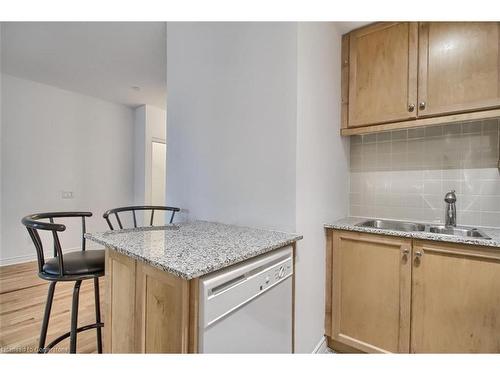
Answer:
261;262;292;291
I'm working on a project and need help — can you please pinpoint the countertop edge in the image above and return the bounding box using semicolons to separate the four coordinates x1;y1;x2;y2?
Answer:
87;232;303;280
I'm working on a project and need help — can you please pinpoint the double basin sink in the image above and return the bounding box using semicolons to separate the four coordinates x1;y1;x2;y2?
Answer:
356;219;491;239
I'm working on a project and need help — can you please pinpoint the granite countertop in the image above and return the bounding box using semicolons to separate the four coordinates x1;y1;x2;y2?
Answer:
325;217;500;249
85;220;302;280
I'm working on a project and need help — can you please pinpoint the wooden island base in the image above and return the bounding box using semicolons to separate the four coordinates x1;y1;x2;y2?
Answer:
105;249;199;353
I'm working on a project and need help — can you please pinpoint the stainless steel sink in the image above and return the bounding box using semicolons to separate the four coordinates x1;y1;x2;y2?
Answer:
355;219;492;239
356;219;426;232
428;225;491;239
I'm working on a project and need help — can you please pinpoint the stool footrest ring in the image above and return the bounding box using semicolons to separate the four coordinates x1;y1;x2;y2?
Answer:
39;322;104;353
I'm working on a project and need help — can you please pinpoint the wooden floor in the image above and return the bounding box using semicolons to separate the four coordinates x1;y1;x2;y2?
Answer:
0;261;104;354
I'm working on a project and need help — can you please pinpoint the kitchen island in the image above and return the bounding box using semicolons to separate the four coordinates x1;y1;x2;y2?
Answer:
85;221;302;353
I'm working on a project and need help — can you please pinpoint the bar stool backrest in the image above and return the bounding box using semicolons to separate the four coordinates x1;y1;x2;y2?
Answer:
21;212;92;276
102;205;180;230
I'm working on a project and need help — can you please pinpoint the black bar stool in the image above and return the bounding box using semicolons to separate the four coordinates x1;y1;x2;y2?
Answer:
21;212;104;354
103;205;180;230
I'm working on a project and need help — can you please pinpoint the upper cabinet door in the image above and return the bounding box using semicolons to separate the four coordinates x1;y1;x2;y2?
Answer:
348;22;418;127
418;22;500;117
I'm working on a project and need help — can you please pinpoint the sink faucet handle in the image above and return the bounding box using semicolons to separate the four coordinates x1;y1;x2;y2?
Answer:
444;190;457;203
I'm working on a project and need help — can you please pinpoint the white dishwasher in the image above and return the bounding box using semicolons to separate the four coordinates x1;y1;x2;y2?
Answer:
198;246;293;353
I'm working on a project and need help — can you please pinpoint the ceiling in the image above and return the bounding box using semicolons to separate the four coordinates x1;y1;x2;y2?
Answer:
335;21;372;34
0;22;367;109
1;22;166;109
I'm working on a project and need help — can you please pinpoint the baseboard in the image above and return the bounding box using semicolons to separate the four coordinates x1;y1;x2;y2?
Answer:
326;337;363;353
312;335;327;353
0;253;42;267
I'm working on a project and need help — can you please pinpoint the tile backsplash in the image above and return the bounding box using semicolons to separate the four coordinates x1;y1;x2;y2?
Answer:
349;119;500;227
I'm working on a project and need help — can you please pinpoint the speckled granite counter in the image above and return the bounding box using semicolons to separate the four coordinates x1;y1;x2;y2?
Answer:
325;217;500;249
85;221;302;280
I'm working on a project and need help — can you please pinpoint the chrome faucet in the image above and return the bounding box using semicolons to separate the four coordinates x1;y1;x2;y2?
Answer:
444;190;457;227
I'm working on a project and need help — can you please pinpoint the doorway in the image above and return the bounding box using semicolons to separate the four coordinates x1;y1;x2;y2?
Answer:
151;140;166;224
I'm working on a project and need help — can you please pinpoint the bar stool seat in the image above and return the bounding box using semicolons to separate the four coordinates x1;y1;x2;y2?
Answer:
43;250;105;276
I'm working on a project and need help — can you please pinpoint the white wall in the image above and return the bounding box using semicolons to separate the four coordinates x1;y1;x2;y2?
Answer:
0;74;135;265
295;23;349;353
166;22;298;232
0;26;3;256
151;141;166;206
166;22;348;352
133;104;166;207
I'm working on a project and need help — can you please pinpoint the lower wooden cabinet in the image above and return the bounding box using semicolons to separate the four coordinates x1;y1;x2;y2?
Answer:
104;249;137;353
326;230;411;353
135;259;193;353
326;230;500;353
104;249;199;353
411;241;500;353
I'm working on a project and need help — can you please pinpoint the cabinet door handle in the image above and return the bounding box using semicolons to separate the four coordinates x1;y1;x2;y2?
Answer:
402;248;410;256
408;104;415;112
419;102;426;110
414;250;424;265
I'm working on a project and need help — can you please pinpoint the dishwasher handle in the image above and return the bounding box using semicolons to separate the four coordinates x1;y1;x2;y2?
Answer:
210;275;246;295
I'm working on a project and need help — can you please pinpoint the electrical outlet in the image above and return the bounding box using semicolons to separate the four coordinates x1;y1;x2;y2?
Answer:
61;191;74;199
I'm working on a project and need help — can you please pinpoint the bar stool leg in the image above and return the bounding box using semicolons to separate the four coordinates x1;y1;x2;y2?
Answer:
38;281;57;353
93;277;103;353
69;280;82;353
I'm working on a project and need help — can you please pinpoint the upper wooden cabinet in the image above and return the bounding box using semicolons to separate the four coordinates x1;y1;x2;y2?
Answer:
342;22;500;135
347;23;418;127
418;22;500;117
